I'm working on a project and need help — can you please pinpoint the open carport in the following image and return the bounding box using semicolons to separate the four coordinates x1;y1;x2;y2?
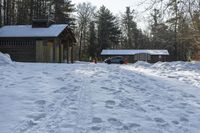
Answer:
101;49;170;63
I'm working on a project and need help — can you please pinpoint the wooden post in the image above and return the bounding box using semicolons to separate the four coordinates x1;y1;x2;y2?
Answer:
53;39;56;63
71;45;73;63
59;43;62;63
67;40;69;63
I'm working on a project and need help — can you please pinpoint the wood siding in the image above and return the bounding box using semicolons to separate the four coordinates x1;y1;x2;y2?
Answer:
0;40;36;62
0;35;75;63
36;40;44;62
35;39;64;63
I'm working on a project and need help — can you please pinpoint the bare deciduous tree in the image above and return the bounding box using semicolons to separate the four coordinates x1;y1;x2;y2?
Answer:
76;2;96;60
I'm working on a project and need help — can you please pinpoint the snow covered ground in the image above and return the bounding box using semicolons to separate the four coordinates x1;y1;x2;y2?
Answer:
1;55;200;133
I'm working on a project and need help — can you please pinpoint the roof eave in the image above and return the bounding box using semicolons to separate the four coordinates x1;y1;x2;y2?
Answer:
0;36;58;38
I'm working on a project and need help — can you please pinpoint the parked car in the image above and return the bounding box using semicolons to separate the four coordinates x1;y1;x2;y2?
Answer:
104;56;125;64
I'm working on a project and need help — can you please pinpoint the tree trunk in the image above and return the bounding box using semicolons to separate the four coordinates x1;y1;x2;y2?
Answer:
174;0;178;61
30;0;33;24
79;25;84;61
71;45;74;63
6;0;9;25
67;40;69;63
3;0;6;25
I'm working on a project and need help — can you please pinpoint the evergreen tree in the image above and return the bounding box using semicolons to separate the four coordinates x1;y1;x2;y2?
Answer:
96;6;121;55
122;7;138;48
88;21;97;58
54;0;75;26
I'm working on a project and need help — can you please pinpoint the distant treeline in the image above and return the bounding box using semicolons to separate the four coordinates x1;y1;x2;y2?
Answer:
1;0;200;61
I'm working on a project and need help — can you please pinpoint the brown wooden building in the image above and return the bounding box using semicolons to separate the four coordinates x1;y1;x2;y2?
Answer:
101;49;169;63
0;20;76;63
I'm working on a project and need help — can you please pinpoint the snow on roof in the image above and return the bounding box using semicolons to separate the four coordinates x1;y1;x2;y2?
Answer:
101;49;169;56
0;24;68;38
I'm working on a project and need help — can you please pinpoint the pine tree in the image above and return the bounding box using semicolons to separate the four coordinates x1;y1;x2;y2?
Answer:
122;7;139;49
96;6;121;55
88;21;97;58
54;0;75;25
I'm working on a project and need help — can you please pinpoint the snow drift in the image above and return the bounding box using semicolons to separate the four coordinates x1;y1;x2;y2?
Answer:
0;52;12;65
124;61;200;88
151;61;200;72
133;61;200;72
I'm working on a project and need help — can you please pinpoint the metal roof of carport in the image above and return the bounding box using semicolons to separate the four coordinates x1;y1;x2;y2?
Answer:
101;49;169;56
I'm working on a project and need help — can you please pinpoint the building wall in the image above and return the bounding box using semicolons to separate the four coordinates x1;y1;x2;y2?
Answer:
151;55;167;63
102;54;168;63
0;38;70;63
0;39;36;62
60;44;63;63
36;39;63;63
133;54;150;62
36;40;44;62
36;40;54;63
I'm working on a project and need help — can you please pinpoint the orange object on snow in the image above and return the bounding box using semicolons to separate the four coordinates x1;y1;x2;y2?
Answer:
124;57;128;64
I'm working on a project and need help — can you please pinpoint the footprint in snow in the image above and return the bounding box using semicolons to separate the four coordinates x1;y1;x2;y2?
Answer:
9;83;16;86
186;110;195;114
122;123;141;130
56;77;65;81
91;126;101;131
119;87;129;93
154;117;166;123
128;123;141;128
22;76;34;80
181;92;196;98
34;100;46;105
105;100;116;109
101;87;115;92
47;103;56;112
107;118;122;127
180;117;189;122
103;79;111;83
172;120;180;125
14;120;37;133
108;75;118;79
92;117;103;123
27;113;46;121
140;88;147;92
54;87;68;93
74;79;81;83
90;80;96;83
42;72;49;75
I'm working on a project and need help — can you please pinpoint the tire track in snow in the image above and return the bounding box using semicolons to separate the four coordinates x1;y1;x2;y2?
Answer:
74;67;94;133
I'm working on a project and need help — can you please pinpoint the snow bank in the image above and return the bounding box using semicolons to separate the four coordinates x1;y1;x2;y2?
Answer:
127;61;200;89
151;61;200;72
133;61;200;72
133;61;152;68
0;52;12;65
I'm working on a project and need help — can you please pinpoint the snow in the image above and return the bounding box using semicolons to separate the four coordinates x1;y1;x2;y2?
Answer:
0;61;200;133
0;24;68;38
125;61;200;88
101;49;169;55
0;52;12;65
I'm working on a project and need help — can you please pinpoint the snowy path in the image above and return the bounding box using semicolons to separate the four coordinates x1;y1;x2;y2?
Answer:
1;63;200;133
